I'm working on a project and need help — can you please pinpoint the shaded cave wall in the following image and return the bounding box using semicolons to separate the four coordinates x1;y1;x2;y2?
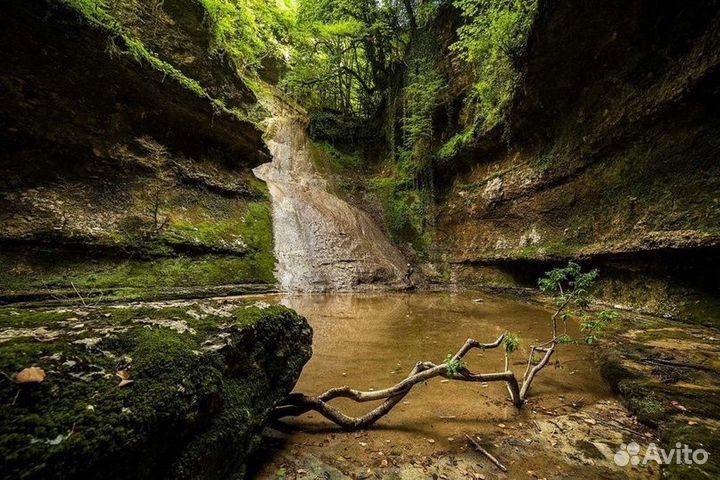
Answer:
0;0;276;303
425;0;720;324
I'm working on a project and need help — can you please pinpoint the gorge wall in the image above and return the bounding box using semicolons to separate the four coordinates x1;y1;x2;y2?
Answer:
4;0;718;321
0;0;275;303
434;0;720;325
0;4;316;478
311;0;720;326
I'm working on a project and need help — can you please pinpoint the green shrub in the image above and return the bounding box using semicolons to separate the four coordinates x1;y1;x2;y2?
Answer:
403;65;444;149
451;0;538;133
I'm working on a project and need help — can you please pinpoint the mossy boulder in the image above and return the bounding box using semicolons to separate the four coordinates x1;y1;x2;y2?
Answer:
596;314;720;478
0;300;312;479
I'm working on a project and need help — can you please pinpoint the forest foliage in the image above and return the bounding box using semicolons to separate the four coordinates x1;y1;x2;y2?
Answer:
62;0;539;255
62;0;537;144
273;0;536;253
200;0;296;74
451;0;538;133
280;0;414;116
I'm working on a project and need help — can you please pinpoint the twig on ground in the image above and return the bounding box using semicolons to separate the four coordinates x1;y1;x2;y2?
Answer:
71;282;87;307
465;434;508;472
595;417;646;438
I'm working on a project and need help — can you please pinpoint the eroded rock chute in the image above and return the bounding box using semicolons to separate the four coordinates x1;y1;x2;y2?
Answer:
254;98;408;292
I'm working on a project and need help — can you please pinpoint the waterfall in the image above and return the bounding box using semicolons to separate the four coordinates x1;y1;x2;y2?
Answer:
253;96;408;292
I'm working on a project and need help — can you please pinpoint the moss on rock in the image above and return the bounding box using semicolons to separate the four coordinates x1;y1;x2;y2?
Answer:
0;300;312;479
597;313;720;477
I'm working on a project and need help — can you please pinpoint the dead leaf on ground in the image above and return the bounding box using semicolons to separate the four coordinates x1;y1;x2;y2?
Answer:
116;369;134;387
16;367;46;384
671;401;688;412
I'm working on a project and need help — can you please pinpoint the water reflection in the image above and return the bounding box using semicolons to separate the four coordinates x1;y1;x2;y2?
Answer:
269;291;611;433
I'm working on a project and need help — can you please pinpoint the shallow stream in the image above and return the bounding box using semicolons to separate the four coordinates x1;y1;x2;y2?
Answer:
251;291;652;479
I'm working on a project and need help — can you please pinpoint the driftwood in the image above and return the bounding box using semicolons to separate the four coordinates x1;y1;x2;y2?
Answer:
465;434;508;472
273;331;561;430
273;264;604;434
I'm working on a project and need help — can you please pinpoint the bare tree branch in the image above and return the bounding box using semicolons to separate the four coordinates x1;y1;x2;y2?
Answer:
272;331;560;430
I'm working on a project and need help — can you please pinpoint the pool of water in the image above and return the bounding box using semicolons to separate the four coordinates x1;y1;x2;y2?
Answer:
253;291;618;478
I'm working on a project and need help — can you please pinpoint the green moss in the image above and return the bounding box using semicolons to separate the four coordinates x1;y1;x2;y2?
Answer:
57;0;249;122
541;246;569;259
541;120;720;249
0;251;277;303
231;304;292;327
310;141;362;173
0;310;215;478
106;183;274;258
0;301;310;479
0;309;72;329
1;190;277;301
516;240;582;260
237;202;276;283
598;314;720;479
124;38;206;96
163;207;258;253
115;37;248;121
621;388;668;425
661;422;720;479
368;168;431;254
59;0;115;26
436;126;476;162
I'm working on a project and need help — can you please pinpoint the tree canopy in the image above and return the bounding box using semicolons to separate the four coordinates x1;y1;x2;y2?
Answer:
281;0;416;116
200;0;296;74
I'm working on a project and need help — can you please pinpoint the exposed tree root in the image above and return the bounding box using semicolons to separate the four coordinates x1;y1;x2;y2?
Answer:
273;333;559;430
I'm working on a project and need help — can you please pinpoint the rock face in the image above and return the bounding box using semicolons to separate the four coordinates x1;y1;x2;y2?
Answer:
0;5;314;477
254;97;408;292
0;0;275;303
0;300;312;479
430;0;720;323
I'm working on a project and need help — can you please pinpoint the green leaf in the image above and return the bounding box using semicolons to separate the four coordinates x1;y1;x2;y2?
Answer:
503;333;521;354
444;354;467;375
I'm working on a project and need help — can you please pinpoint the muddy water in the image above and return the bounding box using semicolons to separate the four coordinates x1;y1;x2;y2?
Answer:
253;292;655;479
280;291;608;427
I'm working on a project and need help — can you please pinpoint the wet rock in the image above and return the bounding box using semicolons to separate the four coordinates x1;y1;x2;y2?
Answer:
254;101;408;292
0;300;312;479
